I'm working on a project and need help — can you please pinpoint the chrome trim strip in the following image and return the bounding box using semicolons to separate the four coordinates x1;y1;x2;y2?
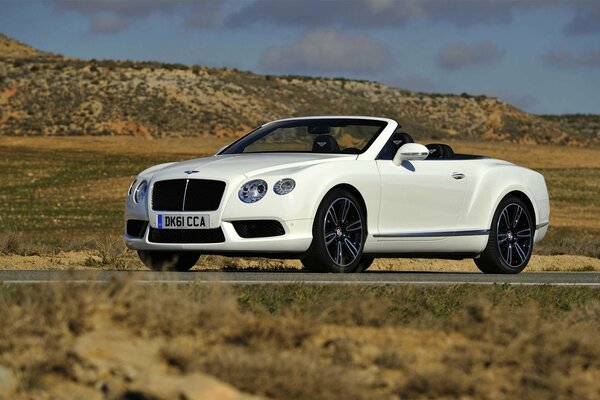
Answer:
181;179;190;211
373;229;490;238
536;222;549;230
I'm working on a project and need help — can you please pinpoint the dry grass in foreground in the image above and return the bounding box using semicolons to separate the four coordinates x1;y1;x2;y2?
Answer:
0;281;599;399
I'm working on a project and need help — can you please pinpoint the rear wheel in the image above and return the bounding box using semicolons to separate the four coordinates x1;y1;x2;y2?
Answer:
301;188;368;273
474;196;534;274
137;250;200;271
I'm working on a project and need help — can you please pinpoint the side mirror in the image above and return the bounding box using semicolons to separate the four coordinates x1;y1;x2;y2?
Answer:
393;143;429;166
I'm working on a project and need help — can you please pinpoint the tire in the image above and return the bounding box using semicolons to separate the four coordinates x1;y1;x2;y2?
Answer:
301;188;368;273
355;256;374;273
137;250;200;271
474;195;534;274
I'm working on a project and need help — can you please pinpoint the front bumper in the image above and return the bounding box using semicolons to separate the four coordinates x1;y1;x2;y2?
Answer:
124;218;313;253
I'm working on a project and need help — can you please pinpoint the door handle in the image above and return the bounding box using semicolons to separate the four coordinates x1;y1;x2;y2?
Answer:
451;172;465;180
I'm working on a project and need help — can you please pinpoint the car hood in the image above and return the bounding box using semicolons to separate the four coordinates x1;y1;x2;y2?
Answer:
143;153;354;181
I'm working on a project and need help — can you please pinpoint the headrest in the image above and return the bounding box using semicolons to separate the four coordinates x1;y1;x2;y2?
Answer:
391;132;414;146
312;135;340;153
378;131;414;160
426;143;455;159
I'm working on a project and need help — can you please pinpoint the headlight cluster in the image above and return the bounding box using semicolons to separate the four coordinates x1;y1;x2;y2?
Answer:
238;179;268;203
133;180;148;204
238;178;295;203
128;179;138;196
274;178;296;195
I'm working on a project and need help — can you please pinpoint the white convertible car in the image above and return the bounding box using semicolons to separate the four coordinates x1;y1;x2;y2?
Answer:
124;116;549;274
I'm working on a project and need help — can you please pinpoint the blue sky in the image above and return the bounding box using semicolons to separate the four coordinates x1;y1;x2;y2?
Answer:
1;0;599;114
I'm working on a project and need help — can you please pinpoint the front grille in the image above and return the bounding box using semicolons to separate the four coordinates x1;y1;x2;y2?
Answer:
152;180;186;211
148;227;225;244
233;220;285;238
152;179;226;211
126;220;148;238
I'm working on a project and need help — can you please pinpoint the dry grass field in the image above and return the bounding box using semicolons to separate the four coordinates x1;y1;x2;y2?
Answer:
1;280;599;399
0;135;598;271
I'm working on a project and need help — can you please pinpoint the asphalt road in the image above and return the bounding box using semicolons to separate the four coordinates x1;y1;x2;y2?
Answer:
0;270;599;286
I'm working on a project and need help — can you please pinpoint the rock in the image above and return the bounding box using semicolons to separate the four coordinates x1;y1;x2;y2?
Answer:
0;365;16;397
69;329;262;400
128;370;260;400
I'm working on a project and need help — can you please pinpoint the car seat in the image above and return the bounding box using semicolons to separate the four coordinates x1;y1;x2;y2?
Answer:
312;135;340;153
425;143;455;159
377;132;414;160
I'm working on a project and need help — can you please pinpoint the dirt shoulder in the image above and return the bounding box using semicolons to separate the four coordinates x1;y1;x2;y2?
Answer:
0;252;598;272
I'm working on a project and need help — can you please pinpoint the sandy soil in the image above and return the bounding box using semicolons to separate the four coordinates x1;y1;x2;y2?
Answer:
0;252;598;272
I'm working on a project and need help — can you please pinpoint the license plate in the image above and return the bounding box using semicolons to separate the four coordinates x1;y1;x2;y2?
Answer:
157;214;210;229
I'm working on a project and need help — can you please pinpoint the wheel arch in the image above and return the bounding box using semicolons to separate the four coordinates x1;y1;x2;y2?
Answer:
321;183;369;233
504;190;536;226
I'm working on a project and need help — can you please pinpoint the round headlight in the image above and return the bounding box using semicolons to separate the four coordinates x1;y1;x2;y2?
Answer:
128;178;138;196
273;178;296;195
239;179;268;203
134;180;148;204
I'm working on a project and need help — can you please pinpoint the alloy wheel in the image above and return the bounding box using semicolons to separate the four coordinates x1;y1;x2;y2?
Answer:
496;203;532;269
323;197;364;267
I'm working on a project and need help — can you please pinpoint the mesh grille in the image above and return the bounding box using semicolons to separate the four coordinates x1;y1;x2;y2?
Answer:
152;180;186;211
126;220;148;238
233;220;285;238
148;227;225;244
185;180;226;211
152;179;225;211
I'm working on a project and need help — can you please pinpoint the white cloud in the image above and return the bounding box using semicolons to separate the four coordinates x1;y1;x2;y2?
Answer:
53;0;225;34
543;49;600;68
260;29;394;74
89;15;129;34
437;42;505;70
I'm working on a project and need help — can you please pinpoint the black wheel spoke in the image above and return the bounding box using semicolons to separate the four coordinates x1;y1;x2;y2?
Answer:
341;199;351;223
325;232;336;245
500;208;510;229
514;242;527;262
346;220;362;232
336;241;343;264
498;233;508;244
516;229;531;238
344;238;359;259
327;207;339;226
512;206;523;228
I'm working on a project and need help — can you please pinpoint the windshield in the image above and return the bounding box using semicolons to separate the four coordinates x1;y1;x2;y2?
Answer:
220;118;387;155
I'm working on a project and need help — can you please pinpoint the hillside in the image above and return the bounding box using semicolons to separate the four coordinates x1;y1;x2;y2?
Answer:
0;34;597;145
539;114;600;142
0;33;54;58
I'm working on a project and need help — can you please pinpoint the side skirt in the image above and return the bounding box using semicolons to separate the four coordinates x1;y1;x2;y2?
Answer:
362;252;480;260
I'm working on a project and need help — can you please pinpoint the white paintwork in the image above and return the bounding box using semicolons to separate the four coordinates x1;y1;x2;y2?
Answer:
124;116;550;258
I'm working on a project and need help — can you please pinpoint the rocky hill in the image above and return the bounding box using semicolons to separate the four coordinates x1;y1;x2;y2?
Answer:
0;33;54;59
0;34;597;146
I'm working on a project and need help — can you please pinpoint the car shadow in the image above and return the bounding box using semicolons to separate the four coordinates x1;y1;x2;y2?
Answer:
193;267;481;275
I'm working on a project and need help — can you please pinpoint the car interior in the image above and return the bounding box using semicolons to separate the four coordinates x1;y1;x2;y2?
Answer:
310;128;485;160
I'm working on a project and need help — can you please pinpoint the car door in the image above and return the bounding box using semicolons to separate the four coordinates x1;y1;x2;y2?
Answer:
376;158;475;238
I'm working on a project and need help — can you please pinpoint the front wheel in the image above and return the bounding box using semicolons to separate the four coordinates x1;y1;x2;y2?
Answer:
474;196;534;274
138;250;200;271
301;188;368;273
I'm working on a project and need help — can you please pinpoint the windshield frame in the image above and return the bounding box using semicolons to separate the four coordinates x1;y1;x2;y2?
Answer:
218;118;389;155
